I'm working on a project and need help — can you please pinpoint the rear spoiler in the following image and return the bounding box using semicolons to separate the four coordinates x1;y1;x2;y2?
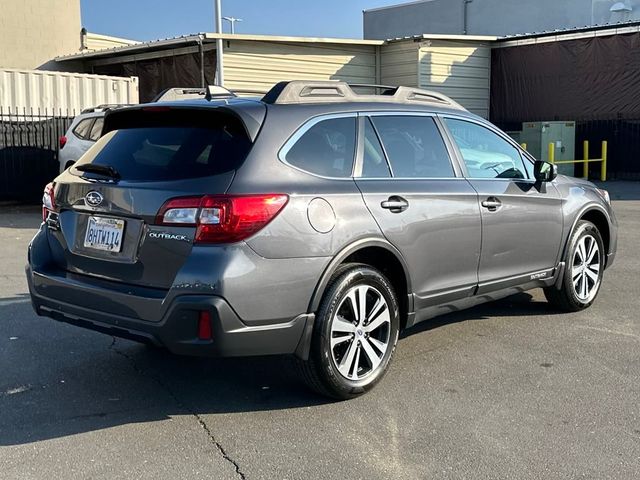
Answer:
102;102;267;143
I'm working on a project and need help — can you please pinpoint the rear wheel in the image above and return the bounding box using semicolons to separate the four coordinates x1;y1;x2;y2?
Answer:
298;264;400;399
544;220;605;311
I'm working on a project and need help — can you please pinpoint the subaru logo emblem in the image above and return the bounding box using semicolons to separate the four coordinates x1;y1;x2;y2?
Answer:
85;191;103;207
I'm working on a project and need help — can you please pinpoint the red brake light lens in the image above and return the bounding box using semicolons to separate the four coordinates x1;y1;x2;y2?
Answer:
42;182;56;221
156;194;289;244
198;311;213;341
59;136;67;149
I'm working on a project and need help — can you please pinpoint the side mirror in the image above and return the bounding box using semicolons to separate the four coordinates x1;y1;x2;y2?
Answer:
534;160;558;182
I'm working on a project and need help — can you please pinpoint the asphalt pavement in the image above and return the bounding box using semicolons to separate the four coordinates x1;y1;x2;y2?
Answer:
1;182;639;479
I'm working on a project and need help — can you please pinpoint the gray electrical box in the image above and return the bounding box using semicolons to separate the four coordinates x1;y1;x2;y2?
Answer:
520;121;576;176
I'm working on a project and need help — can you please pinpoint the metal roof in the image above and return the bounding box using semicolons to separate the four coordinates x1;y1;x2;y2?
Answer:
497;20;640;45
55;33;385;62
385;33;498;42
55;31;498;62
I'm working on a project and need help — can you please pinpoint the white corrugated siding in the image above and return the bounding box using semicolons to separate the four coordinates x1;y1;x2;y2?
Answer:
0;68;139;115
223;40;377;93
418;40;491;118
84;33;139;52
380;40;419;87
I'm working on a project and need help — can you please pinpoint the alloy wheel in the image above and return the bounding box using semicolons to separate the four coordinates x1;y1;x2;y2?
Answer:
329;284;391;381
572;234;601;302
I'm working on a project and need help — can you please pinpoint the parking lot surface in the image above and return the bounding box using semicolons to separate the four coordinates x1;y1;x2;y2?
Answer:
1;182;639;479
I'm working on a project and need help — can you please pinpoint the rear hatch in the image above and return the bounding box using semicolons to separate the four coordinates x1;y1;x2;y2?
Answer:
44;105;261;290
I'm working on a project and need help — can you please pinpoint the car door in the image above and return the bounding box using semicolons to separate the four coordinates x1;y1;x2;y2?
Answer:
354;113;482;313
442;116;564;293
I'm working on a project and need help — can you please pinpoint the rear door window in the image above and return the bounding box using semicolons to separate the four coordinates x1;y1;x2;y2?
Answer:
361;118;391;178
74;111;251;181
284;117;356;178
370;116;455;178
72;118;94;140
88;118;104;141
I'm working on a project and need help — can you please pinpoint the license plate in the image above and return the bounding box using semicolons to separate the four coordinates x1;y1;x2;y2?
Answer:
84;216;125;253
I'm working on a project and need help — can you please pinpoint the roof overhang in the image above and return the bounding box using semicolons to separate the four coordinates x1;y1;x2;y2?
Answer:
386;33;498;43
55;32;384;63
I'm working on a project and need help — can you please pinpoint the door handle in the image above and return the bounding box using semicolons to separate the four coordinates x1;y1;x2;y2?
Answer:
481;197;502;211
381;196;409;213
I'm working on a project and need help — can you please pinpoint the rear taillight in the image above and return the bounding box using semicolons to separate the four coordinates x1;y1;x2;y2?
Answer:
156;194;289;244
59;136;67;149
42;182;56;221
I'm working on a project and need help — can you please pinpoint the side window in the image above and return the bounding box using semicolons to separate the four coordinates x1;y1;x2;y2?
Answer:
444;118;528;180
73;118;94;140
362;118;391;178
284;117;356;178
88;118;104;142
371;116;454;178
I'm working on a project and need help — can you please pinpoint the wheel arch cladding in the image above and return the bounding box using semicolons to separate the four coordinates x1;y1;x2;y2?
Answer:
580;209;610;257
309;240;412;330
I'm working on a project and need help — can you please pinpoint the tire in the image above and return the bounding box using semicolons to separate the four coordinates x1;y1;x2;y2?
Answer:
544;220;605;312
297;263;400;400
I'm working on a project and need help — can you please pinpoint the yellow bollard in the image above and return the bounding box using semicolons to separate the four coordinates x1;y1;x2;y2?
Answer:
601;141;608;182
520;142;527;151
583;140;589;180
548;143;555;164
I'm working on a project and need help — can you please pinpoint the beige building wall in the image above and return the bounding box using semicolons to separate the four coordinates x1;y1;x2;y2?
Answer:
0;0;81;70
379;40;420;87
223;40;378;93
418;40;491;118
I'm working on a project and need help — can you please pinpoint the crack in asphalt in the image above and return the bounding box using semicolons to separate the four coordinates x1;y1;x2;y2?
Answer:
108;337;247;480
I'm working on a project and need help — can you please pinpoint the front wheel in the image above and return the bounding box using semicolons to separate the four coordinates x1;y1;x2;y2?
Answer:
544;220;605;311
298;264;400;399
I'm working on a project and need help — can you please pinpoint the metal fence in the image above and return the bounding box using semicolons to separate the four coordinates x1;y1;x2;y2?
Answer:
576;118;640;181
0;107;74;201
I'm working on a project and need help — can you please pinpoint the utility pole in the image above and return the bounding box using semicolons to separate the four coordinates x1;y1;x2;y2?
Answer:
214;0;224;86
223;16;243;34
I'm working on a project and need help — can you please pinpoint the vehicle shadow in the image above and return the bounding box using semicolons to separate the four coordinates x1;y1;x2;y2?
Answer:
0;292;561;446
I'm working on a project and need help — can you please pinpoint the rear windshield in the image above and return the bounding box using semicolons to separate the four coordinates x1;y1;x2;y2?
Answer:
73;110;251;182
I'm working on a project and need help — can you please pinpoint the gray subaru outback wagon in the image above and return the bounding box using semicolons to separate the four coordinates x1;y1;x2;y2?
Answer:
27;81;617;399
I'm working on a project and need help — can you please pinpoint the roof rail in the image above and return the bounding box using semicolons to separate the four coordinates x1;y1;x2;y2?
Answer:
261;80;464;109
80;104;130;114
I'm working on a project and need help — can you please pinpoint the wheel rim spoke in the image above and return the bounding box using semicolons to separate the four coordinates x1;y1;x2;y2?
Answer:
367;296;386;324
333;316;356;333
368;336;388;356
584;267;599;283
571;266;582;281
357;286;368;324
331;334;352;349
585;237;597;264
345;290;359;322
360;337;382;371
364;307;390;333
338;338;359;378
576;238;587;263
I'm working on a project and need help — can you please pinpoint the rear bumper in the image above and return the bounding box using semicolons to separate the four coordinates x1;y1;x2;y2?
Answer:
27;266;313;358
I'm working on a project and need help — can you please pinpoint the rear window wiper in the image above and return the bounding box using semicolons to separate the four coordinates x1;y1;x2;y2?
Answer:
75;163;121;180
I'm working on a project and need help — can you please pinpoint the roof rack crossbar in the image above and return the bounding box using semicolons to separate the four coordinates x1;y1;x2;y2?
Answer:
261;80;464;109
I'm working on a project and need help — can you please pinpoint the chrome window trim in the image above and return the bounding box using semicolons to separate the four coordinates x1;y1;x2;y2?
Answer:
278;112;359;181
439;114;533;182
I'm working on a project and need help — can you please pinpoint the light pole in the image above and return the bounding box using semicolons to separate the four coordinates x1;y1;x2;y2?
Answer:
223;16;243;34
214;0;224;85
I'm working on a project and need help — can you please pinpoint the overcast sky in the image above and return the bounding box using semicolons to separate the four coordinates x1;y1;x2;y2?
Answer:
81;0;403;41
